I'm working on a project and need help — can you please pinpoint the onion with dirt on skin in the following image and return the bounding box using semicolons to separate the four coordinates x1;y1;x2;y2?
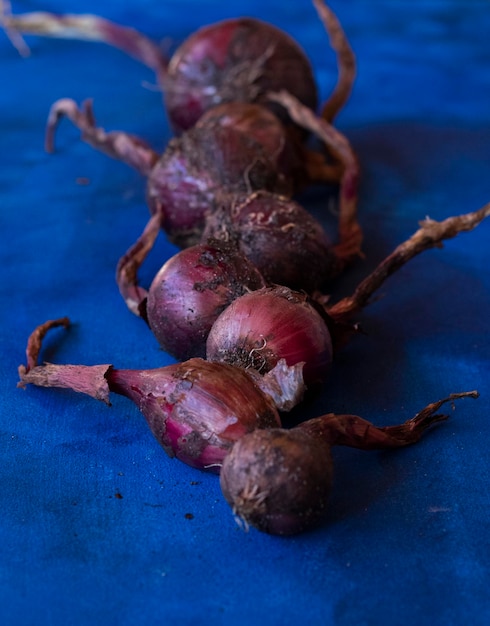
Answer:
17;318;305;473
144;239;267;361
120;203;490;393
44;103;288;249
1;0;356;131
196;103;311;192
206;203;490;389
3;0;363;258
202;190;341;293
145;120;290;248
220;391;479;535
206;286;335;390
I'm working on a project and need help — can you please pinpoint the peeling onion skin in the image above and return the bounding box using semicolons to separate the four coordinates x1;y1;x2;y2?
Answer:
17;318;307;474
206;286;334;389
164;17;318;134
146;123;290;248
146;240;267;361
202;190;341;292
106;360;282;472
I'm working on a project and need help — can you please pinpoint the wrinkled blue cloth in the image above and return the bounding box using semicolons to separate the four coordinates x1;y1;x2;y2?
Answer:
1;1;489;625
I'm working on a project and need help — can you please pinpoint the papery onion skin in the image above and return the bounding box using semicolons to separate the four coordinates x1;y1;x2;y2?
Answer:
146;240;266;360
202;190;340;292
206;286;333;388
18;319;307;474
165;17;318;133
107;359;282;471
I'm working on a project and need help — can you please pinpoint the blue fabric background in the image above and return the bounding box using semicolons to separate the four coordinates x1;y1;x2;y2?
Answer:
1;1;490;624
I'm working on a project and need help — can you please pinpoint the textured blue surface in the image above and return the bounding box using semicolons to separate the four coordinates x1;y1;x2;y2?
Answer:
1;1;490;624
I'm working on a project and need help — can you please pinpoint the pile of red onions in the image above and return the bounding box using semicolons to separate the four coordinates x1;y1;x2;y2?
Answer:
16;204;490;537
17;318;479;535
8;0;490;536
5;0;364;284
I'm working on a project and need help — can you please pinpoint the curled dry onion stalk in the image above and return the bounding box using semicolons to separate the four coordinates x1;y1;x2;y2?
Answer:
220;390;479;535
311;0;356;123
268;89;362;265
45;98;159;176
1;0;355;126
0;0;169;70
116;212;162;316
298;394;480;449
17;318;306;472
327;201;490;320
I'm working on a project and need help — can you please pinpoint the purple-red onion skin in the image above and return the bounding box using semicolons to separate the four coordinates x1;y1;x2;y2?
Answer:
165;18;318;134
107;358;281;472
220;428;333;535
203;191;339;292
146;124;289;248
206;286;333;388
197;103;306;189
146;241;266;360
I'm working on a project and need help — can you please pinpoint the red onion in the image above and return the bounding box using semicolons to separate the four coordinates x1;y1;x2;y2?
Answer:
18;319;305;473
193;101;352;192
3;1;356;131
196;102;307;190
205;203;490;388
146;121;289;247
145;240;266;360
202;190;341;292
44;99;289;248
220;392;479;534
164;16;318;133
206;286;334;389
